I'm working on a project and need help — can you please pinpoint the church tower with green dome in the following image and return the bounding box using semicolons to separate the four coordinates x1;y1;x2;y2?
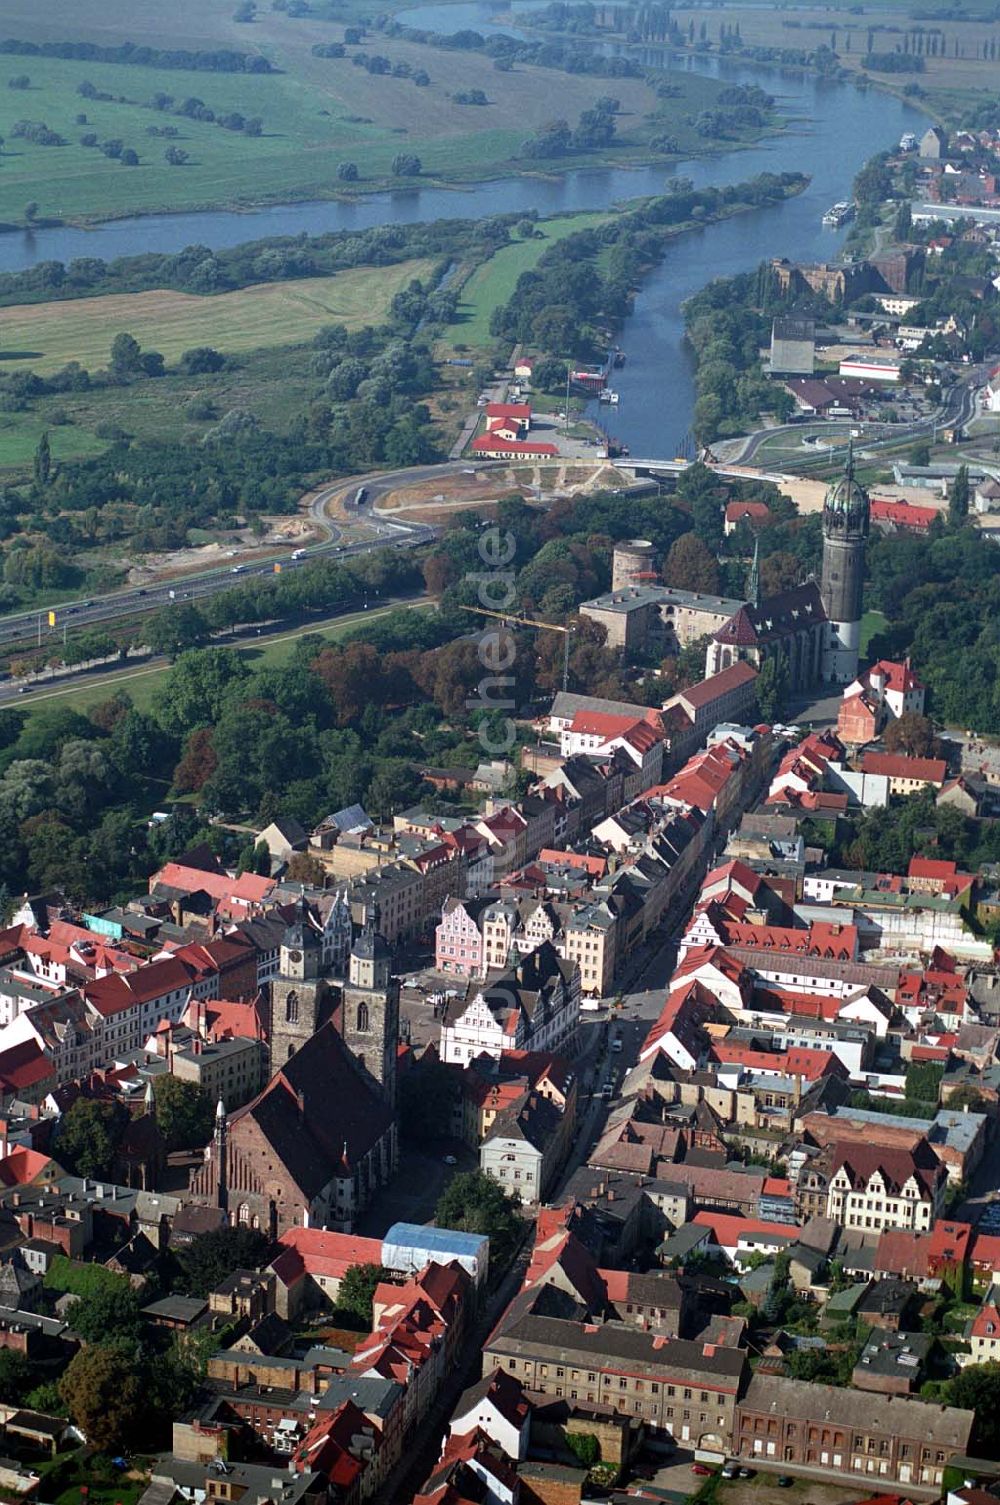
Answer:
820;444;869;684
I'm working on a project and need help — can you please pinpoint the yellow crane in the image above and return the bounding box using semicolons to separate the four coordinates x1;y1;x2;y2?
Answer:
463;605;575;691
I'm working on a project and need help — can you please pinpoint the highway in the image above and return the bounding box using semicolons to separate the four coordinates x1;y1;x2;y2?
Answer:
0;460;499;654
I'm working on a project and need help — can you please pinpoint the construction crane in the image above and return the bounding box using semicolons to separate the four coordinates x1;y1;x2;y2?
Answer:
463;606;575;692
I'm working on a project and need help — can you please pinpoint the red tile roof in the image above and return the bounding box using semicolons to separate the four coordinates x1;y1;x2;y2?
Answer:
151;862;274;904
678;661;758;711
870;498;936;531
270;1226;383;1285
860;752;947;783
725;501;771;523
484;402;531;419
0;1147;55;1186
693;1211;800;1246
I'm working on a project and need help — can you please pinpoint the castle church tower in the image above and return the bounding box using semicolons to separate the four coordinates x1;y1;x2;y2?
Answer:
340;903;399;1109
269;898;333;1065
820;445;869;685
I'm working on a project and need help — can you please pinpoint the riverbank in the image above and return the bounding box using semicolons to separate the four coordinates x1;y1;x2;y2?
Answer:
0;23;783;231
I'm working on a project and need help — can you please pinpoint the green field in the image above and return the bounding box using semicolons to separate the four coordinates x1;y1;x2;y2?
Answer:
0;411;107;468
0;0;745;226
861;609;888;652
0;260;436;373
448;213;613;346
10;599;435;722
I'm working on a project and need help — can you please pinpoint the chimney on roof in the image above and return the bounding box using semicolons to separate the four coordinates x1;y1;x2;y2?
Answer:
297;1089;306;1117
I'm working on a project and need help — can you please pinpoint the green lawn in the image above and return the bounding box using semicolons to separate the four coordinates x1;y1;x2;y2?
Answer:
448;212;613;347
12;599;435;721
0;411;106;468
0;260;436;373
861;609;888;652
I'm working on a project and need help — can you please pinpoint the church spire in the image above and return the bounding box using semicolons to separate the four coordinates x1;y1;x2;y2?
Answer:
747;537;761;608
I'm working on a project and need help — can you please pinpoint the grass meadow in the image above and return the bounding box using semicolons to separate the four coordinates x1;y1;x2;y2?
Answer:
0;259;437;372
0;0;763;224
447;212;612;346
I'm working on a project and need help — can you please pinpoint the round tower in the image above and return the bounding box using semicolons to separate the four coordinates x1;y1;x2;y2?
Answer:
820;449;869;685
612;539;658;592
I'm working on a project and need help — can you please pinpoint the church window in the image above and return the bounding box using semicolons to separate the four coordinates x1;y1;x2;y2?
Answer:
357;1001;370;1033
285;991;299;1025
237;1203;250;1225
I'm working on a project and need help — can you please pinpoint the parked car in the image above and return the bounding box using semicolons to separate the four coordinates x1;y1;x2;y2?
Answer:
777;1477;794;1488
721;1465;740;1479
442;1155;458;1166
691;1464;712;1477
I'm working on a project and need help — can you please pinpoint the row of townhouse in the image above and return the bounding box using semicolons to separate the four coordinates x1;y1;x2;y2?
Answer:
199;1259;472;1501
434;757;720;1000
436;893;620;999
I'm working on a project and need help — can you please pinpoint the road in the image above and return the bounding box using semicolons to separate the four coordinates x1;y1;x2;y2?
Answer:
0;457;529;688
728;367;988;467
0;595;430;708
0;461;496;655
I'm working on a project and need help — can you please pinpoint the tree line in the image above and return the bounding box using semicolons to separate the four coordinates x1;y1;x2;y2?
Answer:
0;213;517;307
0;38;276;71
489;173;805;362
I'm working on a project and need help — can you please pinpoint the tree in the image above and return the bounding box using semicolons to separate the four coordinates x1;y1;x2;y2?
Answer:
759;550;801;597
55;1098;128;1180
435;1170;523;1268
110;332;142;379
0;1350;30;1404
153;1075;215;1150
337;161;359;181
663;532;720;593
564;1431;600;1467
173;726;218;792
165;145;190;166
24;201;38;224
68;1279;142;1345
143;603;210;659
908;441;930;467
949;1364;1000;1457
286;851;326;885
948;463;970;526
180;346;225;374
337;1263;388;1328
59;1344;145;1451
33;431;52;488
884;711;939;758
391;153;421;176
179;1225;269;1297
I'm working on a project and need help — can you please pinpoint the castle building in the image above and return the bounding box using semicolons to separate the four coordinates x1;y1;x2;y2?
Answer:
819;450;870;685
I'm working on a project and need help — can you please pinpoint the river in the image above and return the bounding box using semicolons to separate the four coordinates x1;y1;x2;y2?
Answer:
0;7;928;457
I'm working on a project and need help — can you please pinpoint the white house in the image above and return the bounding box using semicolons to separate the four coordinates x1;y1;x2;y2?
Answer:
844;659;926;722
439;942;580;1065
450;1370;532;1461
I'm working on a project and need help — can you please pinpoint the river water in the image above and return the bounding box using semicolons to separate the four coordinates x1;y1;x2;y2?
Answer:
0;7;927;456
